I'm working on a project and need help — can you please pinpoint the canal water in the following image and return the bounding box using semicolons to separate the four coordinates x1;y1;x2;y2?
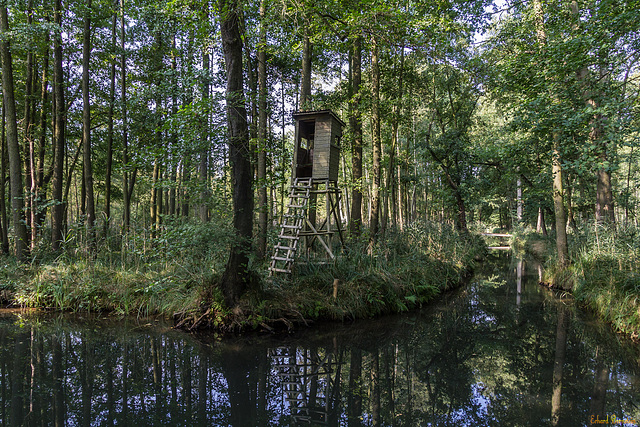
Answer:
1;254;639;426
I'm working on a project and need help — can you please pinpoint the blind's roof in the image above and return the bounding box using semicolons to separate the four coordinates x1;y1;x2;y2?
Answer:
292;109;346;127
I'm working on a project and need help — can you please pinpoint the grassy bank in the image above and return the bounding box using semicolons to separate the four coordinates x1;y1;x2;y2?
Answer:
0;219;234;317
568;225;640;340
0;221;485;332
519;225;640;340
247;223;485;327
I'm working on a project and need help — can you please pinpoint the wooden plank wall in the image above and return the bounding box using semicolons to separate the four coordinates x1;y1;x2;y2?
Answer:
313;116;332;180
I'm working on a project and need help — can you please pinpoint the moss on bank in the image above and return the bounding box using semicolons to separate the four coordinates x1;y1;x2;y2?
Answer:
519;225;640;340
0;222;485;332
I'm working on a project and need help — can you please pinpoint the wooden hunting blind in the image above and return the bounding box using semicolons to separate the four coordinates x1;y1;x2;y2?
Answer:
269;110;346;277
292;110;345;182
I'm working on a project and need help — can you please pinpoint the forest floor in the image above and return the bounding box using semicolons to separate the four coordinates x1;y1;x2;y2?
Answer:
0;222;486;335
519;227;640;341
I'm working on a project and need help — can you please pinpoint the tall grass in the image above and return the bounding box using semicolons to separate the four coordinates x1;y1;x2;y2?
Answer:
567;223;640;339
2;218;234;317
2;220;486;330
254;221;486;324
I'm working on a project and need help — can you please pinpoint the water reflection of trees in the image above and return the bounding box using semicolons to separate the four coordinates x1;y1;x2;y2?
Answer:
1;260;640;426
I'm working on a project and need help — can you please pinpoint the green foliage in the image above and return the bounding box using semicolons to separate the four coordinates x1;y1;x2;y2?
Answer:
244;222;486;326
3;219;232;318
543;224;640;339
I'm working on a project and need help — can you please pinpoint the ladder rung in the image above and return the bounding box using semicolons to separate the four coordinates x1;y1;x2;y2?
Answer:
282;224;301;229
278;235;299;239
271;256;294;262
274;245;296;251
269;268;291;273
288;204;305;209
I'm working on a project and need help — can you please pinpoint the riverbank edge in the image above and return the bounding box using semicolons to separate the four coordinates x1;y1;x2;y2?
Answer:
175;234;486;333
0;228;487;334
518;232;640;342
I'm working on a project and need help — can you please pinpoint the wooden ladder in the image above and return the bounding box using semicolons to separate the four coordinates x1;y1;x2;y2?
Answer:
269;178;312;276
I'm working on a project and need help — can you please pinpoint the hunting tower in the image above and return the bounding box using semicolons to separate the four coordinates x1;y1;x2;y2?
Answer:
269;110;346;276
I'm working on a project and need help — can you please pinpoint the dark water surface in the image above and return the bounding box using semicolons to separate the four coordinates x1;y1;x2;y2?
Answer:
1;254;639;426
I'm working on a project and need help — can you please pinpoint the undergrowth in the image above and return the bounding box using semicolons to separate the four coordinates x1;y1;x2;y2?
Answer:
1;220;486;332
568;224;640;339
534;223;640;339
247;222;486;326
1;218;232;317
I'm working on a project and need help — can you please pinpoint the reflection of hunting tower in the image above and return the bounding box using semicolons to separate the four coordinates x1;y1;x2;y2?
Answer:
269;110;345;276
268;346;341;424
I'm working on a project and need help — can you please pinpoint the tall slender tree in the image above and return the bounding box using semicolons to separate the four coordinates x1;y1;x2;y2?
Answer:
368;34;381;250
25;0;35;249
532;0;569;266
0;4;29;260
51;0;66;251
219;0;254;307
82;0;97;249
105;6;117;233
121;0;131;231
256;0;268;260
348;35;363;237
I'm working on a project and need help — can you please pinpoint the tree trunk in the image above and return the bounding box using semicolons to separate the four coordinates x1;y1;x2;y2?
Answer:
368;35;381;251
516;175;523;222
594;123;615;224
25;0;35;250
569;2;615;225
455;191;468;232
82;0;96;250
390;46;404;232
537;206;548;236
0;103;8;253
349;36;363;237
300;31;312;111
299;27;316;228
35;20;50;240
121;0;131;231
565;177;577;232
169;34;178;218
105;11;117;234
553;139;569;266
181;160;190;217
533;0;569;266
200;32;211;223
51;0;66;251
219;0;254;307
0;5;30;260
256;0;268;261
150;160;159;235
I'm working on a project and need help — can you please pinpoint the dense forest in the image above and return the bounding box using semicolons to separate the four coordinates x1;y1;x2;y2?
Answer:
0;0;638;331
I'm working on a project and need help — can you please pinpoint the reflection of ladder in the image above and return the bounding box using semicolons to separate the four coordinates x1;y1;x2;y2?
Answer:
268;347;336;425
269;178;312;276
